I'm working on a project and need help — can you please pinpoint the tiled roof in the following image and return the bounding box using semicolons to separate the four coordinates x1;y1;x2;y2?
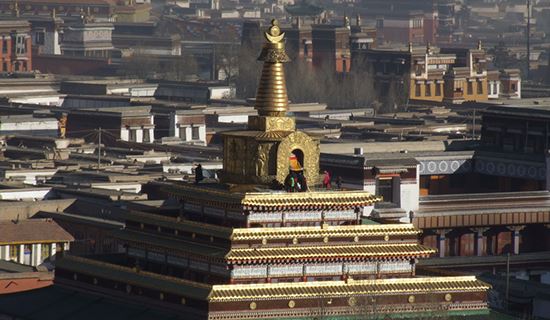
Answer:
55;255;211;300
209;276;490;302
231;224;420;241
226;243;436;263
125;210;233;239
0;219;74;245
241;191;381;210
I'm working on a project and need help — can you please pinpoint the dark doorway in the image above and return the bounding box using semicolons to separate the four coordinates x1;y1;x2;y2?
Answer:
377;178;393;203
290;149;304;170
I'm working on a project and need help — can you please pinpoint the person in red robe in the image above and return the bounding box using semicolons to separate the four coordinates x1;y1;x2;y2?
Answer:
323;170;331;189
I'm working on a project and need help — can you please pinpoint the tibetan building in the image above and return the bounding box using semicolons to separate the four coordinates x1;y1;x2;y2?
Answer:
54;19;491;319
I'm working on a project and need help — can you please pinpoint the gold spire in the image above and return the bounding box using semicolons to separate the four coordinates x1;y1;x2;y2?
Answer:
254;19;290;117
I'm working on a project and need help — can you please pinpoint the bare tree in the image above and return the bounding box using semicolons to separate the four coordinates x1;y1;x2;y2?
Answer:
236;43;262;99
215;43;240;83
118;49;198;81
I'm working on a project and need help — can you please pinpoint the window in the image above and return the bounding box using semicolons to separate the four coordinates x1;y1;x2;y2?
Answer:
435;83;441;96
191;126;200;140
10;245;19;261
467;81;473;95
511;83;517;91
415;83;421;97
477;81;483;94
129;129;137;142
179;126;187;140
36;31;45;45
15;35;26;55
2;39;7;54
377;178;393;203
143;129;150;143
425;82;432;96
2;62;7;72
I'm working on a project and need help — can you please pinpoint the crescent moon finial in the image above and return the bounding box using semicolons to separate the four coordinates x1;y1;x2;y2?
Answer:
265;19;285;43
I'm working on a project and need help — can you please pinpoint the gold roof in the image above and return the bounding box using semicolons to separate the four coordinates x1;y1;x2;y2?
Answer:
226;243;436;263
241;190;382;210
209;276;490;302
231;224;420;241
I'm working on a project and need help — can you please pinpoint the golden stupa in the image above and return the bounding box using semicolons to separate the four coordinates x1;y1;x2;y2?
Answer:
220;19;320;186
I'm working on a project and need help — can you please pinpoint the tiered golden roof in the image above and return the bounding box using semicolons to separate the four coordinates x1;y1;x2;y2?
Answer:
241;190;382;210
231;224;420;241
226;243;436;263
209;276;490;302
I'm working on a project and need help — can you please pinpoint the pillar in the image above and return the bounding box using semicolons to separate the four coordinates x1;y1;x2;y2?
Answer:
50;243;57;261
18;244;25;264
436;229;450;258
508;226;525;255
32;244;41;266
0;245;9;260
472;227;489;256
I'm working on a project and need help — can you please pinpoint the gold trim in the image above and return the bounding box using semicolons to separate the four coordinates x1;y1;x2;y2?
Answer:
0;240;67;245
231;224;419;241
226;243;436;262
209;276;490;302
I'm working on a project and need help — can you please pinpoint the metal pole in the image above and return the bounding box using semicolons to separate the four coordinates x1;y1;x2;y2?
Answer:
527;0;531;79
505;252;510;302
97;127;101;171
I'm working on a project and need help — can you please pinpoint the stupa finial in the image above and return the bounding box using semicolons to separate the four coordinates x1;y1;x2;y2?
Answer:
254;19;291;117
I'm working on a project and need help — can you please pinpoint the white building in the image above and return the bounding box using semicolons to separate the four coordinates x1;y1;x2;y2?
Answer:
0;114;59;137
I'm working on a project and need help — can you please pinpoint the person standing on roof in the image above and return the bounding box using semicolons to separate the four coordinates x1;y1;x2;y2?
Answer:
323;170;331;189
195;164;204;184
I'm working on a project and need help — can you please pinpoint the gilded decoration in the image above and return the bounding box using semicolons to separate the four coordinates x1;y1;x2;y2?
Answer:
248;116;295;132
254;143;269;176
276;131;320;185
